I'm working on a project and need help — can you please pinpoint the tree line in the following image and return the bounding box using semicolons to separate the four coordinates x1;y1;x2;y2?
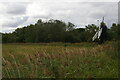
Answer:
2;19;120;43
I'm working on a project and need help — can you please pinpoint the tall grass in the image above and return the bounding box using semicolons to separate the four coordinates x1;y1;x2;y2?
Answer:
2;42;118;78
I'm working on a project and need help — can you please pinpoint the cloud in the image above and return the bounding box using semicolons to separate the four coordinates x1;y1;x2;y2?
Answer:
0;2;30;32
0;2;29;15
118;2;120;24
2;16;29;27
0;0;119;2
0;1;118;33
2;27;16;33
6;3;27;15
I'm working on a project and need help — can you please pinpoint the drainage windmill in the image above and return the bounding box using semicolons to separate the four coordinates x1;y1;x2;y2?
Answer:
92;17;107;44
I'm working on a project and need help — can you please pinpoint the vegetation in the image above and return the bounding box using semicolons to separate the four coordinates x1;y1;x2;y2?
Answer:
2;19;120;43
2;19;119;78
2;42;118;78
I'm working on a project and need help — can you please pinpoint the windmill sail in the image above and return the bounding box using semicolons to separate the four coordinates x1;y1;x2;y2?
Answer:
98;28;102;39
92;31;98;41
92;17;105;41
92;28;102;41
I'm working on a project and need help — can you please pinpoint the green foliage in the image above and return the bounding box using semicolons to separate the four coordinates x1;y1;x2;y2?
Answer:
107;23;119;41
2;19;118;43
85;24;98;42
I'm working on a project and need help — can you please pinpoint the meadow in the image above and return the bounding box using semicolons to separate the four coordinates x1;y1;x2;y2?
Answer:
2;42;118;78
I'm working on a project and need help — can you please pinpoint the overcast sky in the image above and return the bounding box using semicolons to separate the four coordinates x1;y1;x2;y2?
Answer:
0;0;119;33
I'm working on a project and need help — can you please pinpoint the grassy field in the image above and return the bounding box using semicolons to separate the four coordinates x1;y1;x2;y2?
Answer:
2;42;118;78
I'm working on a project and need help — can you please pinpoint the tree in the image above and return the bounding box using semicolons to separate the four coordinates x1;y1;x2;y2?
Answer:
106;23;120;41
85;24;98;42
1;18;118;43
67;22;75;31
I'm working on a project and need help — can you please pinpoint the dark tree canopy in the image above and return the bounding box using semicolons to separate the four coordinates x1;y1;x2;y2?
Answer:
2;19;119;43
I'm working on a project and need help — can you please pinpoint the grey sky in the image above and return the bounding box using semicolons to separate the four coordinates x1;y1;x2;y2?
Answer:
118;2;120;24
0;1;119;33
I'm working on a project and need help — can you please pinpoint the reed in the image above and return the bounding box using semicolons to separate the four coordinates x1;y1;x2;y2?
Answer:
2;42;118;78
